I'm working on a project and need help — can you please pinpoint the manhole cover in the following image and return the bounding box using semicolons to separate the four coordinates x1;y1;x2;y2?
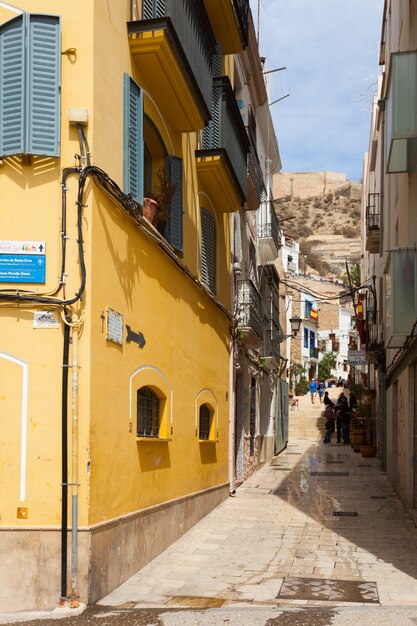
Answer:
277;577;379;604
333;511;358;517
310;471;349;477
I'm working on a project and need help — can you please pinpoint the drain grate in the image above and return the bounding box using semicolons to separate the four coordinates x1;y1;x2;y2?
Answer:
277;577;379;604
359;464;371;468
333;511;358;517
284;452;303;455
272;467;292;471
325;460;345;464
370;496;387;500
310;471;349;477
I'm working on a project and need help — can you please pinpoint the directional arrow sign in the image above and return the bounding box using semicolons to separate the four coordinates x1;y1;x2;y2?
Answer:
126;325;146;349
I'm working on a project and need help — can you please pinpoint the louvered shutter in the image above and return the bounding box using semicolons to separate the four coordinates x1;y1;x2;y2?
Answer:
26;15;61;156
123;74;144;202
0;15;25;156
201;207;217;293
202;43;222;150
142;0;166;19
166;155;183;251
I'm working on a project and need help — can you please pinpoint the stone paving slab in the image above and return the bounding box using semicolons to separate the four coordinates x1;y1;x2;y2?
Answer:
98;416;417;610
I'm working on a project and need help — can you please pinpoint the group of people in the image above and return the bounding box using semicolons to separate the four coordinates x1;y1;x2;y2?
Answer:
323;391;358;445
308;379;326;404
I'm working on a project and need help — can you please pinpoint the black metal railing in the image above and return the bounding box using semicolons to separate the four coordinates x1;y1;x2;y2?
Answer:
310;347;318;359
233;0;249;47
366;192;381;232
129;0;215;115
236;279;263;339
257;200;279;250
198;76;248;201
247;131;266;202
261;278;280;361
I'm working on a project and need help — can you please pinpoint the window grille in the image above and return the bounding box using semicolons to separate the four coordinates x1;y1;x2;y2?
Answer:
199;404;211;440
137;387;160;437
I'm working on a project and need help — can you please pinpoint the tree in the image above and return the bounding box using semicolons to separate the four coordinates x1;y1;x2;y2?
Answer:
350;261;361;287
318;351;337;380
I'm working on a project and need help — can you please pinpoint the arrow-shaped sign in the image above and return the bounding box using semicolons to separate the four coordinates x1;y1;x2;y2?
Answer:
126;325;146;349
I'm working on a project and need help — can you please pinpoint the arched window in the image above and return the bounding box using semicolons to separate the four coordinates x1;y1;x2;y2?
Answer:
201;207;217;293
137;386;160;437
199;403;213;440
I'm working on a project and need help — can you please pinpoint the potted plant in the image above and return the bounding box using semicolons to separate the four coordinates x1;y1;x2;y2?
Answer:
143;169;177;228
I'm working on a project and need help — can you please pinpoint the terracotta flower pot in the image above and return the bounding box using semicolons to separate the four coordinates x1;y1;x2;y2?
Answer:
143;197;158;224
360;445;377;458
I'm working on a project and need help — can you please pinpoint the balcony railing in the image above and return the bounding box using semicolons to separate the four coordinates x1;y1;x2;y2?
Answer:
366;192;381;253
310;347;318;360
233;0;249;47
247;134;266;205
257;201;279;250
198;76;248;202
236;279;264;339
261;277;280;361
129;0;215;122
262;319;280;362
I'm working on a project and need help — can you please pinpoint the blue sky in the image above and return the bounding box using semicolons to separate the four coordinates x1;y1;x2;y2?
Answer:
249;0;384;181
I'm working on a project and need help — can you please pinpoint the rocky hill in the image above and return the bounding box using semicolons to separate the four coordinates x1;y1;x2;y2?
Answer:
273;172;362;275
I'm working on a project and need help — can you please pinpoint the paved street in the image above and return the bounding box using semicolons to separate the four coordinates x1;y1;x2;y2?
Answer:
2;391;417;625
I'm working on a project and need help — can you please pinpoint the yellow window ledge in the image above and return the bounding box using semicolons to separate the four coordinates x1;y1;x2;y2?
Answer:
198;439;219;444
136;437;172;442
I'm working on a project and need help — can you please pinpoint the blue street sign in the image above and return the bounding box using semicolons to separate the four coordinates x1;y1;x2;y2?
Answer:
0;254;46;283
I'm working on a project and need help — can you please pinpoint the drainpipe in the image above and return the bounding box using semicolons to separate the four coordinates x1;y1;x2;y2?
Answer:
69;313;80;607
60;321;70;602
378;97;386;470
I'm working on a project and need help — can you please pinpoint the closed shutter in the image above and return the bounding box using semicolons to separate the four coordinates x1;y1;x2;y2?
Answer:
166;155;183;251
202;43;222;150
201;207;216;293
0;13;60;158
142;0;166;19
123;74;144;202
27;15;61;156
0;15;25;156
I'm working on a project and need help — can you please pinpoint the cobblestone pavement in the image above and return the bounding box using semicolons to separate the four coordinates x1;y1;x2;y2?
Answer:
2;392;417;625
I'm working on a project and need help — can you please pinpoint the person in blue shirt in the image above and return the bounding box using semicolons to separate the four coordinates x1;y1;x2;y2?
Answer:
309;379;318;404
318;380;325;403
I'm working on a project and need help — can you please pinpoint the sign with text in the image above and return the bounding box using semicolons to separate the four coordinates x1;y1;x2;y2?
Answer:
347;350;367;365
0;241;46;284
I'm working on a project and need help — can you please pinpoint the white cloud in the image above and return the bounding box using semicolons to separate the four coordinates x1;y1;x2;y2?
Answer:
250;0;384;179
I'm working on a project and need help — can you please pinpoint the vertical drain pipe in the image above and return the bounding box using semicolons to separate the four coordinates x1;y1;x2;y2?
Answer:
69;314;80;607
60;321;70;602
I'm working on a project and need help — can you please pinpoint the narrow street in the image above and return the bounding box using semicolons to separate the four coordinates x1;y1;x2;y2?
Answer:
3;391;417;625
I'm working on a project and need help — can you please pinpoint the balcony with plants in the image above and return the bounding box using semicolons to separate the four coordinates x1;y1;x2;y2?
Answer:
365;192;381;253
236;279;264;349
196;76;249;213
128;0;215;131
203;0;249;54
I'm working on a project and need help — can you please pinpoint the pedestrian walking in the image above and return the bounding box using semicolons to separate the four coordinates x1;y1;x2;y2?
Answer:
309;379;317;404
335;394;351;444
323;391;334;408
318;380;325;403
323;404;335;443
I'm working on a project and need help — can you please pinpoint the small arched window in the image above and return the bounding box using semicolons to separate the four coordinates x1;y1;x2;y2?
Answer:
199;403;213;440
137;386;160;437
201;207;217;293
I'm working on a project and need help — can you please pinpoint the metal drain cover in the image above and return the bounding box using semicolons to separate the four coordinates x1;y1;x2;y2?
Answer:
277;577;379;604
333;511;358;517
370;496;387;499
310;471;349;477
325;460;345;464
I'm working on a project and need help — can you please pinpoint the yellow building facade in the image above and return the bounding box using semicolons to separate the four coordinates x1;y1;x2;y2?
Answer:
0;0;250;611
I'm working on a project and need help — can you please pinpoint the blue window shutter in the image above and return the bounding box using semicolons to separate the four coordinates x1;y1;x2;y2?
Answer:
201;207;216;293
26;15;61;156
304;328;309;348
167;155;183;251
0;15;25;156
123;74;144;202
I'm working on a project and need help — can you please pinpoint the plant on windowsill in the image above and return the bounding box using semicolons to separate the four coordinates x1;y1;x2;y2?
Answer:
143;169;177;228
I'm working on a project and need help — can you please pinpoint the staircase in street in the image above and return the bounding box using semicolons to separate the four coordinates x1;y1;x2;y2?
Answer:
288;391;338;440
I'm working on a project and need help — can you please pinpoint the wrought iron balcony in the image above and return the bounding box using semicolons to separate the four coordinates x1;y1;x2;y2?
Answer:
260;274;280;362
309;347;319;360
246;107;266;210
128;0;215;131
236;279;264;341
257;201;280;263
196;76;249;212
203;0;249;53
366;192;381;254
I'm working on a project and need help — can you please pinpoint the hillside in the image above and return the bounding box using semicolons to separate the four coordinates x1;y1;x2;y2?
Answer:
273;172;362;275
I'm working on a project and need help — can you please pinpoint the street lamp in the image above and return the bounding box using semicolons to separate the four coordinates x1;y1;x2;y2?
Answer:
278;316;302;342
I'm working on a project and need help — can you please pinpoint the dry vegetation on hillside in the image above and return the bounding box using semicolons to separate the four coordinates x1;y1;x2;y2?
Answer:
274;182;362;241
